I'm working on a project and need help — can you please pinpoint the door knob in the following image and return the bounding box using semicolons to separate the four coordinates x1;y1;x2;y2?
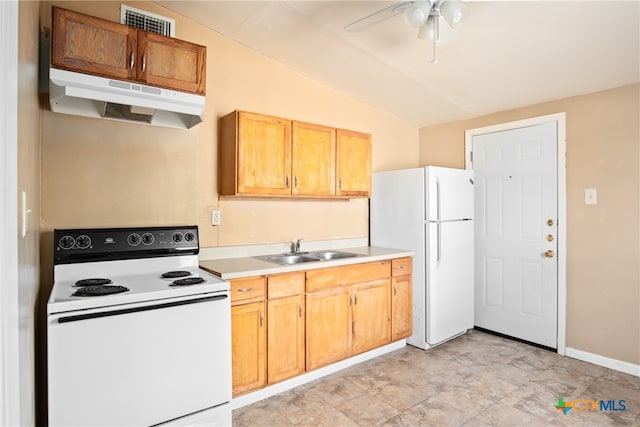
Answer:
547;219;554;226
544;250;555;258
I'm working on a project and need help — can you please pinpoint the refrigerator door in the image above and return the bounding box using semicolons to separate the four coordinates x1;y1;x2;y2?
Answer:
371;168;426;348
426;167;474;221
426;220;474;345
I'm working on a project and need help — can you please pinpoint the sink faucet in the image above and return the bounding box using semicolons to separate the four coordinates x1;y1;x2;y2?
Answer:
292;238;303;254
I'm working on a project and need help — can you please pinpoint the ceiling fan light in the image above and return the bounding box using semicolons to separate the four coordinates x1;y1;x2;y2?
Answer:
404;0;432;28
440;0;467;28
417;16;459;45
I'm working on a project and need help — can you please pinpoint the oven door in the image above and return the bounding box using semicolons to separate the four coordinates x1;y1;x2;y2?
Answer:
47;292;231;427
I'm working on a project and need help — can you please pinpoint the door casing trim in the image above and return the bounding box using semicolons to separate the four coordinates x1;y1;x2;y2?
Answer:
464;112;567;356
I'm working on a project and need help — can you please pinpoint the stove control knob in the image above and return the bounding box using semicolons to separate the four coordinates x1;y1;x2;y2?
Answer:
184;231;196;242
142;233;155;245
59;235;75;250
172;232;184;243
76;235;91;249
127;233;142;246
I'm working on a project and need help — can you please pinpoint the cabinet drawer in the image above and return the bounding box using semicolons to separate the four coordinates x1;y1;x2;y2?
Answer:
306;261;391;293
392;257;412;277
268;272;305;299
231;276;266;305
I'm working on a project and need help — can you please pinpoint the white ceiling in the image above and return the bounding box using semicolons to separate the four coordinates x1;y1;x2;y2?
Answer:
158;1;640;127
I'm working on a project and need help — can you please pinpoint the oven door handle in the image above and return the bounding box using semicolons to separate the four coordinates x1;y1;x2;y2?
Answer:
57;294;228;324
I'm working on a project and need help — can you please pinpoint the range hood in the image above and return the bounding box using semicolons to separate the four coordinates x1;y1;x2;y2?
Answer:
49;68;204;129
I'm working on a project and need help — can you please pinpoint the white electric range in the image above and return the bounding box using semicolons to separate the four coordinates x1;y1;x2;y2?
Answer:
47;225;231;427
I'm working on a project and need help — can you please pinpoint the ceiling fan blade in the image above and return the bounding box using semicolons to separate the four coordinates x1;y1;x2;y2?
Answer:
344;1;413;32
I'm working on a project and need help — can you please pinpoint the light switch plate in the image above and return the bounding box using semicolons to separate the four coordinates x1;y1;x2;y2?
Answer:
584;188;597;205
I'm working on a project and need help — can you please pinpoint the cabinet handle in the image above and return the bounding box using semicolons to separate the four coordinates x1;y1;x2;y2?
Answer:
339;179;342;190
349;294;352;306
129;52;134;70
260;311;264;327
394;284;397;296
298;304;302;318
141;54;146;73
354;293;357;305
286;176;290;188
237;288;252;293
295;176;298;189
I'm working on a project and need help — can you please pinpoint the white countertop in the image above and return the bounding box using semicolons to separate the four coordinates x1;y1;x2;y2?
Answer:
199;246;413;280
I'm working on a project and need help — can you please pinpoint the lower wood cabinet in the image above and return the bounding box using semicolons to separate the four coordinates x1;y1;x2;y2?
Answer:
231;301;266;396
230;257;412;395
391;257;413;341
352;279;391;355
267;273;305;384
305;260;392;371
305;286;352;371
230;277;266;396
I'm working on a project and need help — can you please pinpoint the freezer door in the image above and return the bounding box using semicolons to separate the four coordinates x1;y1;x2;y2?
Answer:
426;166;474;221
426;220;474;345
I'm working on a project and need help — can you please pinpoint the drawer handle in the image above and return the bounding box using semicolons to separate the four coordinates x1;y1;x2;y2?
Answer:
237;288;252;293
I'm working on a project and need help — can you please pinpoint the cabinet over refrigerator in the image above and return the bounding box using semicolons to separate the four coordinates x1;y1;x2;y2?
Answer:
370;166;474;350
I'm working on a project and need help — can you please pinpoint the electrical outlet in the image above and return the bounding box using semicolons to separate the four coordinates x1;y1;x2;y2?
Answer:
584;188;598;205
211;210;221;226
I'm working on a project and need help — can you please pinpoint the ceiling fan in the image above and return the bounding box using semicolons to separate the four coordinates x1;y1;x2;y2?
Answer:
344;0;468;64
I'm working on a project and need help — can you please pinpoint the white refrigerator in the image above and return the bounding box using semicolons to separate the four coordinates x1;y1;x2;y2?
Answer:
370;166;474;349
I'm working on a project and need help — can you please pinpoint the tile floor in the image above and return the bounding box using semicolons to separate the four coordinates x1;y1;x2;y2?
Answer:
232;330;640;426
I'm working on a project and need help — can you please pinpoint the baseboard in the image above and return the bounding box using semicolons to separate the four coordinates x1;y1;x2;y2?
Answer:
565;347;640;377
230;340;406;410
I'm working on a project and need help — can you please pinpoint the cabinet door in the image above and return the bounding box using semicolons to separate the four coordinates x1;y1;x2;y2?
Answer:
306;287;352;371
137;31;206;94
51;7;137;81
336;129;371;197
392;275;413;341
237;112;292;196
231;301;266;396
268;295;305;384
292;122;336;196
352;279;391;354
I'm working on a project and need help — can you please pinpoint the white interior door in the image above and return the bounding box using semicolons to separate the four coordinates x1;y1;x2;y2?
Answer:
472;122;558;348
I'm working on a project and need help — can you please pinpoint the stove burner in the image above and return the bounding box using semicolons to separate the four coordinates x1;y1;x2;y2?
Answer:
161;271;192;279
72;285;129;297
75;278;113;287
170;277;205;287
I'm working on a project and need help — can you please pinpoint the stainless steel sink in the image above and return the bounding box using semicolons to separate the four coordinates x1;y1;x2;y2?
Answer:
258;254;319;265
255;250;360;265
308;250;360;261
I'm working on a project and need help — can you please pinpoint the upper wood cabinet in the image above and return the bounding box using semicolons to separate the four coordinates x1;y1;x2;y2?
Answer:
51;7;206;95
220;111;292;196
336;129;372;197
292;121;336;197
219;110;370;198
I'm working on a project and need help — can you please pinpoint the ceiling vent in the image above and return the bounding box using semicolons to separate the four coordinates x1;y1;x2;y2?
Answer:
120;5;175;37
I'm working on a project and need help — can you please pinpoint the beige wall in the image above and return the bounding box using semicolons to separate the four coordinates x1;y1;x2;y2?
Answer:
17;1;42;425
40;0;418;253
419;84;640;365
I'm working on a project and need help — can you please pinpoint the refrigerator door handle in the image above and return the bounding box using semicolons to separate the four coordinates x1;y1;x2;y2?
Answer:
436;222;442;265
436;178;441;221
